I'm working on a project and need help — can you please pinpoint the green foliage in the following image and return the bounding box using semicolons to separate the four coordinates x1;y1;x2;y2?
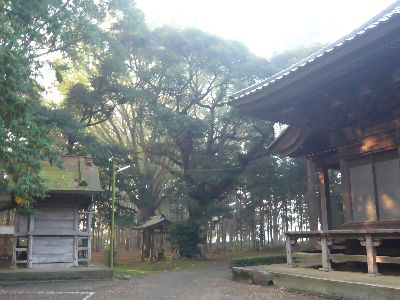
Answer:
229;255;286;268
167;221;203;258
0;0;113;207
0;0;325;246
0;112;62;207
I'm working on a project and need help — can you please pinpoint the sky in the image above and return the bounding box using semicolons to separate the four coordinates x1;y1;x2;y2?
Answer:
43;0;397;103
135;0;397;58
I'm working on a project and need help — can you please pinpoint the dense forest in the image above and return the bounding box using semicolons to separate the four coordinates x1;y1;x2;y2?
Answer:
0;0;327;257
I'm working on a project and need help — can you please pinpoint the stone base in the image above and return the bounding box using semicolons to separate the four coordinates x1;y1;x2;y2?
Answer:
232;264;400;300
0;262;112;284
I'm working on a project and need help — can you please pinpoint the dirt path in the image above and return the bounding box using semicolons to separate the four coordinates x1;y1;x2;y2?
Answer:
0;263;331;300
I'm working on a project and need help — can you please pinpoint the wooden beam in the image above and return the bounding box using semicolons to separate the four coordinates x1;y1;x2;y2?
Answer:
11;235;17;269
0;225;14;235
73;206;79;267
318;167;331;230
27;215;34;268
340;159;353;224
371;156;380;221
87;206;93;265
295;252;400;265
140;231;145;261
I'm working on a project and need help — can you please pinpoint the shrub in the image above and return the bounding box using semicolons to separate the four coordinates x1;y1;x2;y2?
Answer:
167;221;203;258
229;255;286;268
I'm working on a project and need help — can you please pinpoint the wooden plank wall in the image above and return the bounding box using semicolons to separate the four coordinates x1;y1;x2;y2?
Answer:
33;205;75;235
31;204;76;267
31;237;74;264
13;198;93;268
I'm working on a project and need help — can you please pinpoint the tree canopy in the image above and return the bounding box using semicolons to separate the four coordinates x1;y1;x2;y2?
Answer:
1;0;324;255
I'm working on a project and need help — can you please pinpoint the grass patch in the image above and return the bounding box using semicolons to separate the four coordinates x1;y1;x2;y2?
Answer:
113;260;210;279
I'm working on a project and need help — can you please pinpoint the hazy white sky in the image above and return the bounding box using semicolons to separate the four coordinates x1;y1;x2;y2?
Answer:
135;0;397;58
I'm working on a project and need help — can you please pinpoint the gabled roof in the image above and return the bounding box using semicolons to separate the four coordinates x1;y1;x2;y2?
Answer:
230;1;400;104
135;215;170;230
39;155;103;193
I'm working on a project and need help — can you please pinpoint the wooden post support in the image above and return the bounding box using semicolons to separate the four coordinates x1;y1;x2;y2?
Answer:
87;205;93;266
27;236;33;268
73;207;79;267
149;230;154;262
140;230;145;261
364;234;380;276
319;236;332;271
285;236;295;267
27;215;34;268
11;235;17;269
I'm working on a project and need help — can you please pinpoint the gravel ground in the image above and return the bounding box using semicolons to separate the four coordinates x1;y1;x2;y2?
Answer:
0;263;331;300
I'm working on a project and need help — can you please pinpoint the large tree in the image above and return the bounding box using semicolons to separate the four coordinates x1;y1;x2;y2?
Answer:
105;27;278;256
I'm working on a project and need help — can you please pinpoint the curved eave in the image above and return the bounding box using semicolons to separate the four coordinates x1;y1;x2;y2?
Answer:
268;126;309;157
230;2;400;107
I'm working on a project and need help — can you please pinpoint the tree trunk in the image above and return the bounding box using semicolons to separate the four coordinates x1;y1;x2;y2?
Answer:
272;202;279;245
259;205;265;250
208;225;213;250
139;207;155;260
266;209;270;247
250;214;256;251
221;219;226;253
203;223;209;255
96;218;101;251
284;197;289;232
66;135;76;155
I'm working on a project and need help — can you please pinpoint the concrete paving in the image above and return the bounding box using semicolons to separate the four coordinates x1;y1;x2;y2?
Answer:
0;263;329;300
232;264;400;300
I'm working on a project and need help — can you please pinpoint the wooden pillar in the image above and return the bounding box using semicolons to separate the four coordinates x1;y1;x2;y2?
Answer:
285;236;295;267
11;235;17;269
306;161;319;231
149;230;154;262
319;236;332;271
318;167;331;230
140;230;145;261
339;159;352;224
87;205;93;266
73;206;79;267
362;235;380;276
27;215;34;268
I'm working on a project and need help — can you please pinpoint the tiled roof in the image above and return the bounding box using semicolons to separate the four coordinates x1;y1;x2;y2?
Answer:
136;215;170;230
230;1;400;102
40;155;103;193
